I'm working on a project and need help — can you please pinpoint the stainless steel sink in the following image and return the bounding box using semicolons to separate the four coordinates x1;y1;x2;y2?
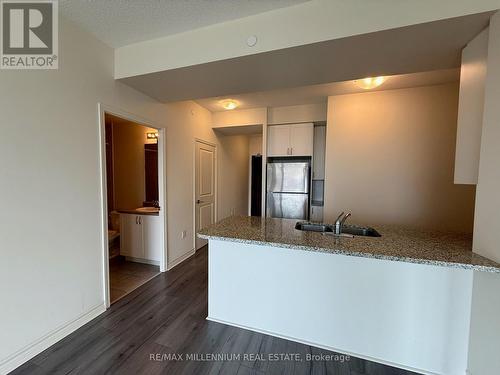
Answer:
341;224;381;237
294;222;333;233
295;222;381;237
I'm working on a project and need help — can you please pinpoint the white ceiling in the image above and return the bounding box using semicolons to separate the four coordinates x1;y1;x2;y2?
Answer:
195;69;460;112
60;0;309;47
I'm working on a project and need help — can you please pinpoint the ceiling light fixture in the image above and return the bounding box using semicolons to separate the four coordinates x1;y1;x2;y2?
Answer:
219;99;239;110
146;132;158;140
354;76;386;90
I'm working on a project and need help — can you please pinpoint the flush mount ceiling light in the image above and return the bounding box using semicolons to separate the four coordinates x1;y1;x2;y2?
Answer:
354;76;386;90
219;99;239;110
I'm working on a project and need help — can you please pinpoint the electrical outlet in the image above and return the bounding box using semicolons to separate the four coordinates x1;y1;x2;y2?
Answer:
181;230;186;239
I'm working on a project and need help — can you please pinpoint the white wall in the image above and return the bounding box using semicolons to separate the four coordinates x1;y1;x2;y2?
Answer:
0;17;165;373
454;27;489;185
212;107;267;128
217;135;250;219
473;12;500;263
0;17;218;373
324;83;476;233
249;135;263;155
267;103;327;124
211;107;268;216
115;0;500;78
160;101;215;266
111;120;157;210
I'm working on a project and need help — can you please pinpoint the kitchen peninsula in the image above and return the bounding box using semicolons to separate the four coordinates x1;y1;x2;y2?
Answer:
198;216;500;375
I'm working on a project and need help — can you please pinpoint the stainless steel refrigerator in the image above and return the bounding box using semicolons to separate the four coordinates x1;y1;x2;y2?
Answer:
266;160;310;219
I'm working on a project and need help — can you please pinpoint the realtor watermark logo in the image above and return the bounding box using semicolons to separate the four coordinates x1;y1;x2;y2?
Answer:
0;0;58;69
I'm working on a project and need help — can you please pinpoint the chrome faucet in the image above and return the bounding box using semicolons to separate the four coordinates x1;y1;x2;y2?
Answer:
334;212;351;235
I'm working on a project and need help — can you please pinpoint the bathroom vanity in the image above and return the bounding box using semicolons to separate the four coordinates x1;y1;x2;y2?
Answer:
118;208;161;265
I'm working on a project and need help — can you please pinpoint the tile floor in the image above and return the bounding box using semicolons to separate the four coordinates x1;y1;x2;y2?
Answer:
109;257;160;304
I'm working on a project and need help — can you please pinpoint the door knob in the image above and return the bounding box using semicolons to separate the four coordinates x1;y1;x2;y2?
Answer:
196;199;204;204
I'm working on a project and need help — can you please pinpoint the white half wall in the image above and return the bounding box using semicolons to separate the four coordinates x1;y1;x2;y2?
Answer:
467;271;500;374
208;239;474;375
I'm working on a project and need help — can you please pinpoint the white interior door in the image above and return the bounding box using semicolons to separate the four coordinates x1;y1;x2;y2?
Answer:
195;141;216;250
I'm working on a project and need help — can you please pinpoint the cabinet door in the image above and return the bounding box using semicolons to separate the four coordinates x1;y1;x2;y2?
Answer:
313;125;326;180
120;214;144;258
142;215;161;262
290;123;314;156
267;125;290;157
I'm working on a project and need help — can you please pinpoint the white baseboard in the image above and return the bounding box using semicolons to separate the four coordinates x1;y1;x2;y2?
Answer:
206;316;435;375
0;303;106;375
167;249;195;270
124;256;160;266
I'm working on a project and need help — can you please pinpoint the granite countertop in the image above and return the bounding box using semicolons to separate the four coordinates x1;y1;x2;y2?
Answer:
198;216;500;273
117;208;160;216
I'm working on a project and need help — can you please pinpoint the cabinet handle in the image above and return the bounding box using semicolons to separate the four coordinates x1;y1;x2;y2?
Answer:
290;147;293;155
135;216;138;224
139;216;142;225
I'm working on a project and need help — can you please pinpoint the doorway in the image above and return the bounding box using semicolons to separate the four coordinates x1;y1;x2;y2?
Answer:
99;104;167;307
194;140;217;250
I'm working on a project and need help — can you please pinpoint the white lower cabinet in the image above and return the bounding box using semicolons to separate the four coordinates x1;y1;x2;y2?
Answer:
120;213;161;263
120;214;144;259
142;215;162;261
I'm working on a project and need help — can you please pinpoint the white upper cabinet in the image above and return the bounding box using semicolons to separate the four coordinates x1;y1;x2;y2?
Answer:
289;123;314;156
267;123;314;157
267;125;291;156
455;27;489;185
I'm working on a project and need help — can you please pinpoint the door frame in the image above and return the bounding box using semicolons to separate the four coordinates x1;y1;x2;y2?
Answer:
97;103;168;308
193;138;218;251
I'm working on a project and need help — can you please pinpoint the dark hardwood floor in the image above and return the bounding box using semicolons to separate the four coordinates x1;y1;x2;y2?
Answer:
11;246;420;375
